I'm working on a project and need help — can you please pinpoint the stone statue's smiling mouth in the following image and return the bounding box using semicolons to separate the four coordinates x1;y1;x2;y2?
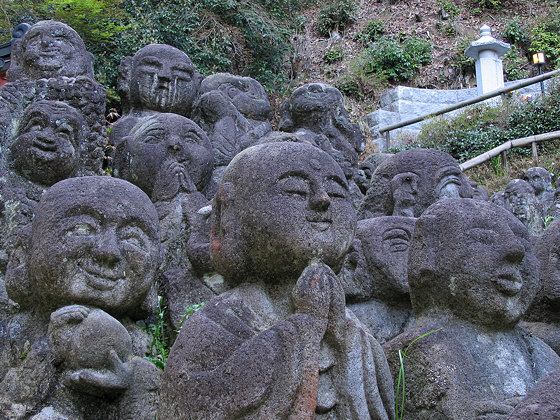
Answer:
78;260;124;290
308;218;332;232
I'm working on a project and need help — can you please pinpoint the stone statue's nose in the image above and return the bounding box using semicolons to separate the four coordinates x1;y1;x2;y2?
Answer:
310;188;330;211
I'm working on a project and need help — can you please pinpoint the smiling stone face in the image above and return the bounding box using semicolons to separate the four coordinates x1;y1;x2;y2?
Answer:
409;199;539;329
28;177;160;318
9;100;83;185
8;20;94;81
212;142;356;282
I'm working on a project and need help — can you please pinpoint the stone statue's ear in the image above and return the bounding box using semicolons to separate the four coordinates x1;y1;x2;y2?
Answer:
6;40;23;81
278;99;294;132
112;137;132;179
117;56;133;113
5;226;33;308
137;280;158;319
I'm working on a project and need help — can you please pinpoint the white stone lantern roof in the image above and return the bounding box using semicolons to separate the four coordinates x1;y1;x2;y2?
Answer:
465;24;510;58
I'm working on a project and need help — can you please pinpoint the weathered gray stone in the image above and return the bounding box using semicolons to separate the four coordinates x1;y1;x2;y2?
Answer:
339;216;415;344
1;177;162;419
522;219;560;355
7;21;94;82
384;199;560;419
507;368;560;420
192;72;272;196
502;179;544;236
110;44;202;149
160;142;394;419
358;148;473;219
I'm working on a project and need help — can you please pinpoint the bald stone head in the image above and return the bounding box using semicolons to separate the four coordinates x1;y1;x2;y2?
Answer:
7;20;94;81
532;220;560;317
341;216;415;302
211;142;356;283
408;199;539;329
524;167;553;196
122;44;201;115
358;149;474;219
114;113;213;197
16;177;160;318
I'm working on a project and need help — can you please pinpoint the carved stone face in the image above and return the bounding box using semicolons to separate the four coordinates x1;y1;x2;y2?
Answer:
12;20;93;80
199;73;271;120
213;142;356;281
360;149;474;218
391;172;418;217
129;44;198;114
346;216;415;301
410;199;539;329
119;113;213;196
524;167;552;196
28;177;160;316
504;179;537;223
289;83;343;116
9;101;82;185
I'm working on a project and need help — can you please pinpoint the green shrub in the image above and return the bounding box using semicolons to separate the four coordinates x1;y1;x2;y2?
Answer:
503;17;529;45
353;19;385;44
417;80;560;162
503;46;530;81
324;47;344;63
317;0;357;36
360;36;432;83
530;8;560;68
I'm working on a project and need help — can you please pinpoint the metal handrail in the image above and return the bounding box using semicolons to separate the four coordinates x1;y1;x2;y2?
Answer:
378;69;560;135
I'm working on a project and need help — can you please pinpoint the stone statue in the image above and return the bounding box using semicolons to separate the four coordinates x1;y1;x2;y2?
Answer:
467;177;489;200
110;44;202;149
524;167;555;214
159;142;394;419
358;148;474;219
192;73;272;197
507;368;560;420
6;20;94;82
277;83;365;205
113;113;219;329
383;199;560;419
502;179;544;236
339;216;415;344
522;219;560;355
355;153;394;195
1;177;162;419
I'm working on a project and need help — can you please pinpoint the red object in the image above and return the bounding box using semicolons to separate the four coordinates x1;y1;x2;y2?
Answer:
0;72;6;86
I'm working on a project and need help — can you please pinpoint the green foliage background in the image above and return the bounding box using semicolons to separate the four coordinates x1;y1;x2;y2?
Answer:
1;0;308;109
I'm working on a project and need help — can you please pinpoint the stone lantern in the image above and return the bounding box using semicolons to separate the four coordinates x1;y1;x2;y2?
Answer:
465;25;510;98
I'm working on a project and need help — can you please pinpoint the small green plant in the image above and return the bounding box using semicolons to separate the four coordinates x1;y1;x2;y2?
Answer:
317;0;357;36
544;215;555;228
353;18;385;44
395;329;441;420
490;155;505;177
177;302;206;331
436;0;460;19
324;47;344;63
360;36;432;83
476;0;502;8
144;296;171;370
503;17;529;45
143;298;206;369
